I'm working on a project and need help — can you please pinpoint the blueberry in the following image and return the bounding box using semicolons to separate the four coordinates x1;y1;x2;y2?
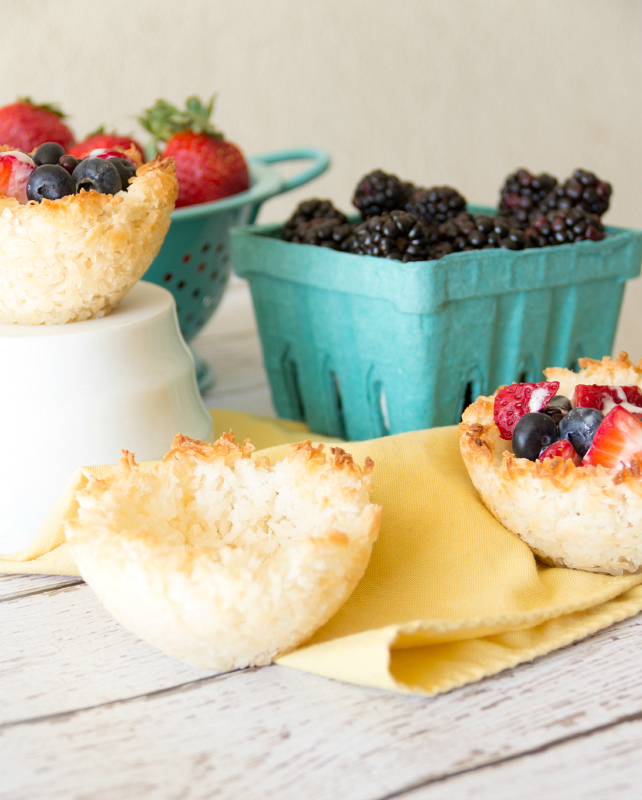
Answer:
543;395;572;425
108;157;137;190
58;154;78;174
547;395;572;413
512;412;559;461
26;164;76;202
559;406;604;457
72;157;122;195
33;142;66;166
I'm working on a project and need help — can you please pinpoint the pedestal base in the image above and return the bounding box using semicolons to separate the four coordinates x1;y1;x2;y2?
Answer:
0;282;213;554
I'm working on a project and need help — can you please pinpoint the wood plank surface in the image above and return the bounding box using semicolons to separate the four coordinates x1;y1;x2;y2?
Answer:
0;573;82;601
0;582;221;724
2;602;642;798
406;713;642;799
3;279;642;799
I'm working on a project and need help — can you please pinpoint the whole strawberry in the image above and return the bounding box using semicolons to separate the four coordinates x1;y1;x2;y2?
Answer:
68;127;145;163
140;96;249;208
0;98;74;152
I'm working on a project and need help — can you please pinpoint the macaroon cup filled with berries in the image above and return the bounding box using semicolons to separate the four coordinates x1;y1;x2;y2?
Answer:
459;353;642;576
0;141;177;324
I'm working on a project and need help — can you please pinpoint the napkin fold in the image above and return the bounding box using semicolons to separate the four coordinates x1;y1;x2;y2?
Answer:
3;408;642;696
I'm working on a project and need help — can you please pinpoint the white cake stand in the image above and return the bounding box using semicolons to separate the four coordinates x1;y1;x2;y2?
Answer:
0;281;213;554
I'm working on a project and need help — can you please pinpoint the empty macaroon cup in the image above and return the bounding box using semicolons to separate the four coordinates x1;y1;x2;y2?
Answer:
0;282;212;555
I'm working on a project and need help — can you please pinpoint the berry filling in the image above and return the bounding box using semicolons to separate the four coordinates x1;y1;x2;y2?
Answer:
0;150;35;203
494;380;642;470
538;438;581;466
572;384;642;414
72;157;122;195
558;407;604;458
88;147;138;165
493;381;559;440
0;142;139;203
27;164;76;202
583;406;642;470
512;412;559;460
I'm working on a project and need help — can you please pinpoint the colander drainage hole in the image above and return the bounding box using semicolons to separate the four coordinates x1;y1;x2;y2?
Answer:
182;254;191;263
177;280;185;289
192;289;200;298
163;272;172;282
216;242;224;253
186;314;193;322
210;270;218;280
198;263;206;272
202;243;210;252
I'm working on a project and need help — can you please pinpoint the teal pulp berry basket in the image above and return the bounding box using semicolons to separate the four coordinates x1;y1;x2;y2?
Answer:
231;208;642;441
142;148;330;386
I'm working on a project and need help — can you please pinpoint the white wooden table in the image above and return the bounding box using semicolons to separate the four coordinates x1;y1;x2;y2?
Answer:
2;279;642;800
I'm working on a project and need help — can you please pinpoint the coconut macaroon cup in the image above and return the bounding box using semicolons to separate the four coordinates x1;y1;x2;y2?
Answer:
459;353;642;576
64;433;381;670
0;146;177;324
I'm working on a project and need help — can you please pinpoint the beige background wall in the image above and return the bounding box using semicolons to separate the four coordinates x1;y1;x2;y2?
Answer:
1;0;641;356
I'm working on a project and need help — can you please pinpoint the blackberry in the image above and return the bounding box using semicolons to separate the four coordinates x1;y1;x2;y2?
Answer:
283;198;347;242
536;169;612;218
286;216;354;250
430;213;529;259
498;169;558;227
526;207;606;247
352;170;414;219
347;210;433;262
405;185;466;227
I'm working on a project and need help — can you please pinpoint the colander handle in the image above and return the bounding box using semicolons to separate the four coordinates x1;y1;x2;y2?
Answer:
250;148;330;193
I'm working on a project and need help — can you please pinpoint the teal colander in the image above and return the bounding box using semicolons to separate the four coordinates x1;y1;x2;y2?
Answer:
142;147;330;345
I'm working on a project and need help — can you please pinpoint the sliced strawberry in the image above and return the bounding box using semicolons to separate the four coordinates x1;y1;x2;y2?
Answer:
88;147;138;165
573;384;642;411
494;381;560;440
538;439;581;466
68;130;145;163
583;406;642;469
0;150;35;203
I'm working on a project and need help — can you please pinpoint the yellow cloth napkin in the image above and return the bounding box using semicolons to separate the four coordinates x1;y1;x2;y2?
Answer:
3;408;642;696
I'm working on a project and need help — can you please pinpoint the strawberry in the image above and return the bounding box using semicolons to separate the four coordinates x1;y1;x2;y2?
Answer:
0;98;74;152
493;381;560;440
0;150;35;203
85;148;139;165
538;439;581;466
573;384;642;412
68;128;145;163
583;406;642;469
140;96;249;208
